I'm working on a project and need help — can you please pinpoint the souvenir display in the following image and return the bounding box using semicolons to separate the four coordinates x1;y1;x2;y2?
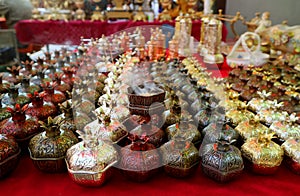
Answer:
269;113;300;142
84;111;128;145
1;10;300;189
162;94;181;129
4;65;21;84
57;100;77;133
41;82;67;106
0;94;11;121
2;84;31;107
226;32;269;67
166;120;201;148
235;116;270;141
226;102;255;127
26;91;58;121
201;120;239;149
18;76;41;95
20;60;37;77
203;16;224;66
0;73;9;94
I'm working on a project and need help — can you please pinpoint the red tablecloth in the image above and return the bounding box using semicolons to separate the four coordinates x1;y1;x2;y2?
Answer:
14;20;228;45
1;155;299;196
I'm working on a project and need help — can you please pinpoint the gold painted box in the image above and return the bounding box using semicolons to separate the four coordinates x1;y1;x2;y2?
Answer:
241;135;284;175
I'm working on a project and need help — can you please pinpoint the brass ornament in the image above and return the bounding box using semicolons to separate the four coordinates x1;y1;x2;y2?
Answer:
241;130;284;169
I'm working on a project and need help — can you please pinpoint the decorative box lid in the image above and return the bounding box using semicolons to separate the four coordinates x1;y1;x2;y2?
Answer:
66;140;118;173
29;129;78;158
235;119;270;140
29;117;78;159
270;121;300;141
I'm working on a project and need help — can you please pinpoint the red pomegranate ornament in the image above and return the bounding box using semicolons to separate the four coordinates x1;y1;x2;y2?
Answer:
119;135;161;182
51;73;72;98
26;91;58;121
4;65;21;84
129;123;165;148
41;82;67;105
20;60;37;76
61;66;76;87
0;104;40;149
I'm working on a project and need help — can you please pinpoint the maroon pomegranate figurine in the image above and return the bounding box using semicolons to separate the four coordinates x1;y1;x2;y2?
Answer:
119;135;161;182
0;104;40;149
61;66;76;87
129;123;165;148
5;65;21;84
26;91;58;121
20;60;36;76
41;82;67;106
52;73;72;98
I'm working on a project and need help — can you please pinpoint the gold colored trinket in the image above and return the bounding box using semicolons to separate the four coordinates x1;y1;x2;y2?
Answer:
226;102;255;127
269;113;300;141
257;100;289;126
241;131;284;174
247;90;273;113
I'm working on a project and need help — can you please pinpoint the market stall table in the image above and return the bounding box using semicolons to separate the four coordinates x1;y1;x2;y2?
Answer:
14;20;228;45
0;60;299;195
